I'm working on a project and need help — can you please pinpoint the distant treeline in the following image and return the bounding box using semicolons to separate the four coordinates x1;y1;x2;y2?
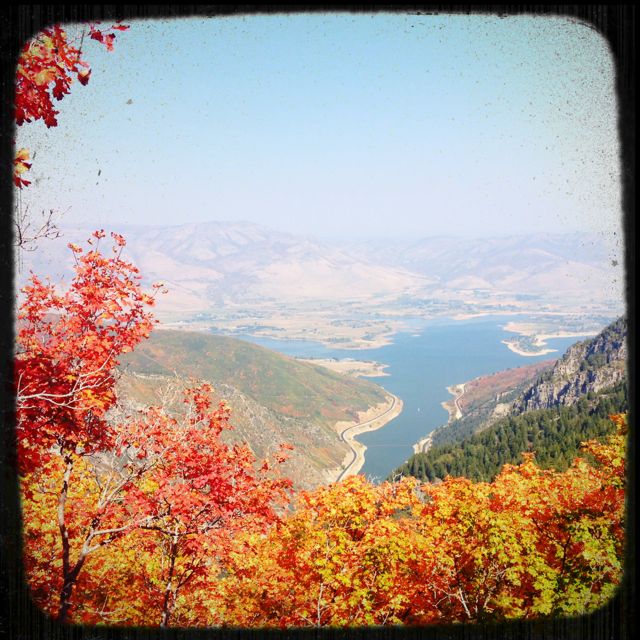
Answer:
392;382;627;483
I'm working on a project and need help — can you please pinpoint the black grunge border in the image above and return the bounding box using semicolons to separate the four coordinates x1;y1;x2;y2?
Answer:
1;5;635;640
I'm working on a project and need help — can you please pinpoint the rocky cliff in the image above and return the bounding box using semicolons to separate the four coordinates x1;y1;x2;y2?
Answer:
397;317;628;483
512;317;627;413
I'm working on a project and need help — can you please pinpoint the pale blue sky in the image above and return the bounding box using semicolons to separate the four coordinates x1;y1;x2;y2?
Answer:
16;13;621;240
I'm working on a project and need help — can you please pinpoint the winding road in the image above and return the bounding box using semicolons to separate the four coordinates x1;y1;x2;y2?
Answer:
336;395;399;482
449;383;465;421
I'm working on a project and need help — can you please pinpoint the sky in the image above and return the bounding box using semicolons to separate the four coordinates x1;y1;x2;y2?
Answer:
16;13;622;241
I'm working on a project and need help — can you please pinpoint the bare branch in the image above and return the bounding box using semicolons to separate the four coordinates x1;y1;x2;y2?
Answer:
14;204;63;255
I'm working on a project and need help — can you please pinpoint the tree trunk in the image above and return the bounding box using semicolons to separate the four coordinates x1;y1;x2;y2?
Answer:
57;452;83;623
58;554;87;623
159;535;179;628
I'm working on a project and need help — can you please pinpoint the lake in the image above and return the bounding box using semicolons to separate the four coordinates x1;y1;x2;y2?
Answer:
236;316;588;481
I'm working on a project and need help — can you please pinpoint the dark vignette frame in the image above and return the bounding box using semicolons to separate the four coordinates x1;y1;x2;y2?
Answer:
0;4;634;640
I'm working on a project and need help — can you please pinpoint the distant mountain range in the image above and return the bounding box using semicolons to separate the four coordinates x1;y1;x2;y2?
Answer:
18;221;430;312
18;221;624;330
339;233;623;303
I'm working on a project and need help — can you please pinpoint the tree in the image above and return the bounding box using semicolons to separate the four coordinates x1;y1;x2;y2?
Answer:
216;417;626;627
20;378;293;626
20;428;158;623
120;384;292;627
16;232;159;622
218;476;424;627
410;416;626;622
16;231;158;471
14;230;626;627
17;233;294;625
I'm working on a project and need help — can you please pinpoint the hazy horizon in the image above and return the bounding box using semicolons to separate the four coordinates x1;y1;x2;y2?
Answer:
16;13;622;243
51;217;617;245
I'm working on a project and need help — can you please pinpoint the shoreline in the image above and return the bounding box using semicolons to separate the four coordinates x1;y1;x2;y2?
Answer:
413;432;433;455
158;319;400;352
413;381;466;455
441;382;466;421
298;357;390;378
501;338;558;357
161;312;604;354
330;391;403;482
501;324;594;357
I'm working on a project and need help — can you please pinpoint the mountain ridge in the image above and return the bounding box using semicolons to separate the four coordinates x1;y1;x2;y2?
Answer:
393;316;628;482
119;329;392;489
512;316;627;412
20;221;622;311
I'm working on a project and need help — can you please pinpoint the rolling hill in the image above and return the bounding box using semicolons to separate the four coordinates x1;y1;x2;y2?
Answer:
118;330;390;489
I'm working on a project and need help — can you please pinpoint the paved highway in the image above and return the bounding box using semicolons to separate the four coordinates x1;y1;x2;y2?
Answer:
336;395;398;482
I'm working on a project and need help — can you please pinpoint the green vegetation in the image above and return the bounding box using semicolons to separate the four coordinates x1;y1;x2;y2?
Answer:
428;316;626;452
122;330;388;426
392;382;627;483
429;377;535;449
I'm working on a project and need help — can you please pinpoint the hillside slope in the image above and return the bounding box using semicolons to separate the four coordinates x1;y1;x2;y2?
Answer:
394;317;628;482
513;316;627;412
430;359;557;450
119;330;390;489
394;382;627;483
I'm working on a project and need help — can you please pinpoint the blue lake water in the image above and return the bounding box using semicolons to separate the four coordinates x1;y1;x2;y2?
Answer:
235;317;588;481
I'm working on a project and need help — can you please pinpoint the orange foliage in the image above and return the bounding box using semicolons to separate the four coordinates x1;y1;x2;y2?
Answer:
16;233;626;627
217;417;626;627
18;235;292;624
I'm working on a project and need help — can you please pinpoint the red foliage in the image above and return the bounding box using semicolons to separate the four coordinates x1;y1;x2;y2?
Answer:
13;22;128;186
17;233;293;624
15;232;157;472
122;384;292;626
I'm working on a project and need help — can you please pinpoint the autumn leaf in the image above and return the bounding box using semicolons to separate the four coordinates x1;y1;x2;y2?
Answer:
14;22;129;185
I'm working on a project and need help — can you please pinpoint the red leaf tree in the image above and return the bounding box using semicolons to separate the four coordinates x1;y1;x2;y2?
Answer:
14;21;129;185
16;231;156;470
123;384;292;627
17;234;293;625
16;232;157;622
